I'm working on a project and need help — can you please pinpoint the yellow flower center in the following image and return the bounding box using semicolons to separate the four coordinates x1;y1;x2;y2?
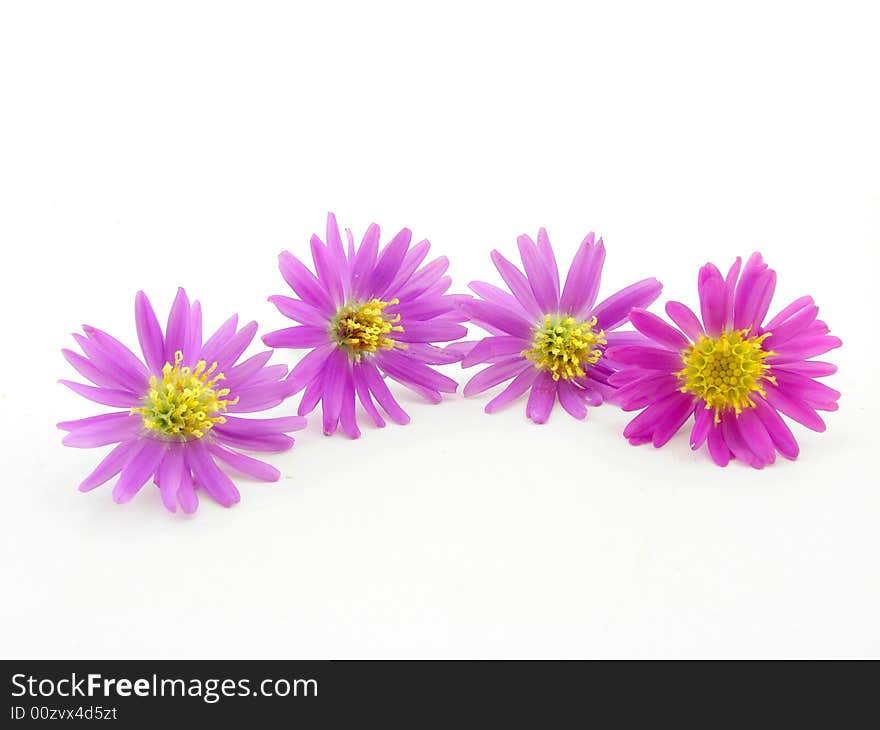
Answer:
524;314;607;381
331;298;405;359
678;329;776;423
132;351;237;440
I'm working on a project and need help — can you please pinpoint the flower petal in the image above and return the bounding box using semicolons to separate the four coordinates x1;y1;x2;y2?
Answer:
262;326;330;349
764;295;814;331
603;346;682;372
517;234;558;313
665;301;704;342
375;350;458;394
460;299;533;339
78;439;141;492
268;295;328;327
753;396;799;460
207;442;281;482
766;335;842;363
592;278;663;332
536;228;560;298
338;373;361;439
630;308;690;351
61;412;142;448
706;424;731;466
185;441;240;507
563;236;606;318
490;250;542;319
350;223;380;300
697;264;725;337
525;371;557;424
484;367;539;413
556;380;587;420
764;383;825;433
393;320;467;343
310;234;345;307
463;357;531;397
156;446;184;513
353;363;386;428
112;439;166;504
720;415;761;468
286;344;334;394
59;380;142;408
737;408;777;467
368;227;412;296
164;287;191;364
651;394;695;447
462;336;530;367
359;358;410;425
135;291;166;373
279;251;335;314
320;349;348;435
690;405;712;450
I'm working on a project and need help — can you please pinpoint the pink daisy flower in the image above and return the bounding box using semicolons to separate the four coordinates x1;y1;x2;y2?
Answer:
605;253;842;468
459;228;662;423
58;289;303;513
263;213;468;438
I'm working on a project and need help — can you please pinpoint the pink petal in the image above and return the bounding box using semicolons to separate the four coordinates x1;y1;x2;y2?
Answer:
353;363;386;428
690;406;712;450
463;357;531;397
560;234;603;316
279;251;335;314
310;234;344;307
359;357;410;425
753;396;799;460
135;291;166;373
112;439;166;504
490;250;542;319
592;277;663;332
630;308;690;351
665;301;704;342
59;380;142;408
338;373;361;439
320;349;348;435
484;367;539;413
268;295;328;327
262;326;330;349
208;443;281;481
164;287;191;364
737;408;777;467
697;263;725;337
61;412;141;448
156;446;184;512
556;380;587;420
517;234;558;313
185;441;240;507
462;336;530;368
525;371;557;424
78;439;141;492
707;425;731;466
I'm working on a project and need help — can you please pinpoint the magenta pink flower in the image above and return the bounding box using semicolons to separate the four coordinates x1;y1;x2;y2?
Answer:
263;213;468;438
458;228;662;423
58;289;303;513
605;253;841;468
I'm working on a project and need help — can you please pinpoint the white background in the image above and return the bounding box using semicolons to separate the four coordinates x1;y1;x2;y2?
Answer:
1;1;877;658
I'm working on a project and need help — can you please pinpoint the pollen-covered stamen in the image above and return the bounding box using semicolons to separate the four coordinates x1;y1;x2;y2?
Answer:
132;350;238;440
331;298;405;360
524;314;607;381
678;329;776;423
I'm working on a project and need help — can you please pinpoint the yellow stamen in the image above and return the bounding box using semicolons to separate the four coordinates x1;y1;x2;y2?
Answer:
677;329;776;424
131;350;238;440
331;298;405;360
523;314;606;381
